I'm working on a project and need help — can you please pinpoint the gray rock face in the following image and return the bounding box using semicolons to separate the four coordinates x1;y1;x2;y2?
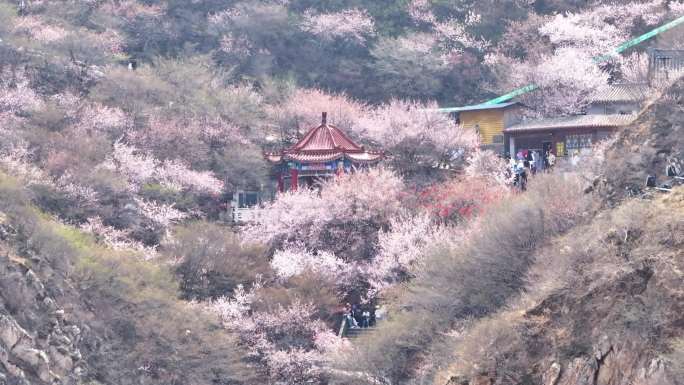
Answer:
551;342;676;385
0;250;85;385
0;315;28;349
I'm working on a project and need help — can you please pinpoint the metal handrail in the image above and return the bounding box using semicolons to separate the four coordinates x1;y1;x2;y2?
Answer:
338;317;348;337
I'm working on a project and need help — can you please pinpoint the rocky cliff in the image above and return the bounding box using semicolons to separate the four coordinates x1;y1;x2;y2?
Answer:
0;215;86;384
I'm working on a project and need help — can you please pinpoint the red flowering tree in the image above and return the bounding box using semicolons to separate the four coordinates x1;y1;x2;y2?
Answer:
404;177;509;225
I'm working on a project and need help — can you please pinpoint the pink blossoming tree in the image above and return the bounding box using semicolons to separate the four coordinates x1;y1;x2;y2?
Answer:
100;140;224;195
210;284;349;385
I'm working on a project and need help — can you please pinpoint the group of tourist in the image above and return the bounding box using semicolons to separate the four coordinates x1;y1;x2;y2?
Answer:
344;303;380;329
507;149;556;190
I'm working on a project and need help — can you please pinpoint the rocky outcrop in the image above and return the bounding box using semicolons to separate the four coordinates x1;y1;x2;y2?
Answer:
0;198;253;385
0;221;86;384
531;259;682;385
0;279;85;384
446;186;684;385
603;78;684;200
538;342;675;385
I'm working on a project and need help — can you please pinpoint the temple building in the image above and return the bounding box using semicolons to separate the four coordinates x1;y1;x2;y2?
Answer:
265;112;383;192
504;83;648;158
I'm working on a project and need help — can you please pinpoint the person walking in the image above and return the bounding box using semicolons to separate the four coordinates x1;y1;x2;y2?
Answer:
534;150;542;172
548;151;556;171
374;305;386;323
518;160;527;191
351;303;361;324
514;160;526;191
543;150;551;171
571;150;580;167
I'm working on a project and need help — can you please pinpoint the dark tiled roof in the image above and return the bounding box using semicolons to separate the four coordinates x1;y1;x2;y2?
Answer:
590;83;650;103
505;114;637;133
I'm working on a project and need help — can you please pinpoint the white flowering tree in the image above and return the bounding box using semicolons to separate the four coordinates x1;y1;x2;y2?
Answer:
267;88;368;142
300;8;376;45
407;0;489;53
486;0;679;116
464;149;514;187
244;168;404;260
270;246;348;281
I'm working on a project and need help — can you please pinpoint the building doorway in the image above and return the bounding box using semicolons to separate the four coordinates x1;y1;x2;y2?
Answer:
542;141;552;169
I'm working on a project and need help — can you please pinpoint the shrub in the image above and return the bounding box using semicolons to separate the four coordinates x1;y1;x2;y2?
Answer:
90;66;174;115
29;182;90;224
163;221;270;300
442;314;528;383
669;339;684;378
255;270;341;325
332;311;434;384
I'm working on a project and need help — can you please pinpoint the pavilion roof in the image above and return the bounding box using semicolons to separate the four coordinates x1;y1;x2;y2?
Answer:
266;112;383;164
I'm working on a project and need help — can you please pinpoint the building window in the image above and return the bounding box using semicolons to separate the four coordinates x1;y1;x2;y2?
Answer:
238;192;259;208
492;134;504;144
566;134;593;150
657;56;673;68
556;142;565;157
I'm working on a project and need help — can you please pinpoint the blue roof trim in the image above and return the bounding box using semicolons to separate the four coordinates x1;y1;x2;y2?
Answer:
428;102;519;113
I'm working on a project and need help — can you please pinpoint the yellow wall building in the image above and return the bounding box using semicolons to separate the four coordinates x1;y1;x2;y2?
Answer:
452;102;521;154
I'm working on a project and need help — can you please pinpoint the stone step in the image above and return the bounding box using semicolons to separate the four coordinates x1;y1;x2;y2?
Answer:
344;327;376;339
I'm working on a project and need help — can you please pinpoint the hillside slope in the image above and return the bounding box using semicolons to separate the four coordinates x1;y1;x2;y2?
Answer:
437;79;684;385
0;174;255;385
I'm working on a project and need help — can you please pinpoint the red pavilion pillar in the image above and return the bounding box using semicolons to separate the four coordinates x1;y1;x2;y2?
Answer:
290;168;298;191
277;172;284;193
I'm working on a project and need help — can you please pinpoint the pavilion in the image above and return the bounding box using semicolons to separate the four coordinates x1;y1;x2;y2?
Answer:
265;112;383;192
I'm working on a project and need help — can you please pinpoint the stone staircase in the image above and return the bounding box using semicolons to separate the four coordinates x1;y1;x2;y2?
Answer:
344;326;376;340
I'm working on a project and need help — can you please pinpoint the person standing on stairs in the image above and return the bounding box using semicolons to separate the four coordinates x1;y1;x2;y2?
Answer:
351;303;361;324
345;303;359;329
362;309;371;328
